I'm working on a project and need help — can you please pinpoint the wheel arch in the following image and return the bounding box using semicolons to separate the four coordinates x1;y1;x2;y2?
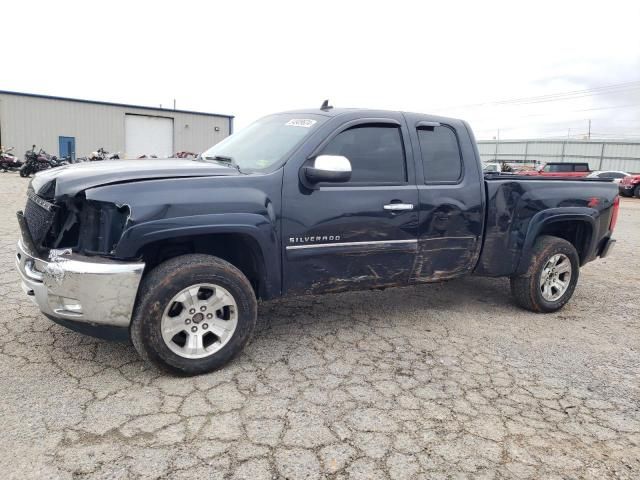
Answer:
516;209;597;275
116;216;281;300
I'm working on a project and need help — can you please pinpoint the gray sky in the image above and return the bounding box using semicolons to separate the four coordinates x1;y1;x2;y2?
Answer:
4;0;640;139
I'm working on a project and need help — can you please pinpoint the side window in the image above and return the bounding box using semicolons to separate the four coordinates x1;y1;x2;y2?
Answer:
417;126;463;183
549;164;572;172
320;124;406;184
575;164;589;172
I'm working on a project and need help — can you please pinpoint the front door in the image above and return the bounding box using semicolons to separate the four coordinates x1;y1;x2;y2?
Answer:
281;114;419;295
58;136;75;161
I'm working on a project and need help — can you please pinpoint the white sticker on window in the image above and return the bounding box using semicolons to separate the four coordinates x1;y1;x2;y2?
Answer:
285;119;317;128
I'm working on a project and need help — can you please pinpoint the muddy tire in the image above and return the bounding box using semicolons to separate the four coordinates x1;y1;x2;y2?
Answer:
130;254;257;375
510;235;580;313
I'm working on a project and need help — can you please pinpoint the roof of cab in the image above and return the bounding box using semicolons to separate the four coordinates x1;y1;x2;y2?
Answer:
279;107;464;124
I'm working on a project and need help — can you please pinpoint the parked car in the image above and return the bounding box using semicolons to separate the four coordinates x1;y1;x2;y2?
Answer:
619;174;640;198
16;106;618;375
587;170;630;183
522;162;591;177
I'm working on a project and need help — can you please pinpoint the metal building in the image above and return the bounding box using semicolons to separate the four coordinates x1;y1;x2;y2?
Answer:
0;90;233;161
477;139;640;173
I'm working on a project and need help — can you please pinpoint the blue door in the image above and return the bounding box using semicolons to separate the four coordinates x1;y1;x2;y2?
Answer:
58;136;75;161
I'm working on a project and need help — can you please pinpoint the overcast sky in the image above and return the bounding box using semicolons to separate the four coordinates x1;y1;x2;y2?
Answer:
3;0;639;139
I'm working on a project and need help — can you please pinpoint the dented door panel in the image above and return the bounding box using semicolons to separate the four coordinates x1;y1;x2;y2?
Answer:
281;111;420;295
404;114;485;282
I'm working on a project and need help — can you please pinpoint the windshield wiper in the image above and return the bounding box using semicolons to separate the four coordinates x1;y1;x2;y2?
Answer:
203;155;243;173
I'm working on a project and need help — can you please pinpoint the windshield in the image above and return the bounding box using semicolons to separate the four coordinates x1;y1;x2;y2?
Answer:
200;113;326;172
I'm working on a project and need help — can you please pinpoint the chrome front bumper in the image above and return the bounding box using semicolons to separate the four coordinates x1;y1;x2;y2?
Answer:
15;240;145;328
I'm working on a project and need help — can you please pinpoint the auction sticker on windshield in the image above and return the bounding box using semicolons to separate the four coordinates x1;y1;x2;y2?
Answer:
285;119;317;128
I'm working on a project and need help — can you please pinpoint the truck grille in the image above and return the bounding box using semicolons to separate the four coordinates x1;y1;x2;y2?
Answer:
24;191;58;246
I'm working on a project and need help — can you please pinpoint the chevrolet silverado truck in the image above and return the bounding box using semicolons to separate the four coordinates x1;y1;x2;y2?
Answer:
16;107;619;375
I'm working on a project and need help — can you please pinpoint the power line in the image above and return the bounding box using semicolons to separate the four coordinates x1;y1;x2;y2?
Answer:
526;102;640;116
434;80;640;111
492;81;640;106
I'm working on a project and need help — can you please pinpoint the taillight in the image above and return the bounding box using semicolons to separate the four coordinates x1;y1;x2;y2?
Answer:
609;195;620;232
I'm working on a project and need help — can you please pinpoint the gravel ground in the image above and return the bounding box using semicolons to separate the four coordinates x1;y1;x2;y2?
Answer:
0;172;638;480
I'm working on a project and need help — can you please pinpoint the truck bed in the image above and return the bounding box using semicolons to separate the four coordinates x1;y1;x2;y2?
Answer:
484;173;613;182
475;176;618;277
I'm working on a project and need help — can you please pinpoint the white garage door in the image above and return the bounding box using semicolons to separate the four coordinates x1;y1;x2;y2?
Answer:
125;114;174;158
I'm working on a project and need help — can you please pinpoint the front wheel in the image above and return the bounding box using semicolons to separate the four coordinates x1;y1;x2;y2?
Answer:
510;235;580;313
130;254;257;375
19;166;29;177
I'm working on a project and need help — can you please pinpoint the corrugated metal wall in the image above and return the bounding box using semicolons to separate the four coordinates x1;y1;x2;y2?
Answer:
477;139;640;173
0;93;231;159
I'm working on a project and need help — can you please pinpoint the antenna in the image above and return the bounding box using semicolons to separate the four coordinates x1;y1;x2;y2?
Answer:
320;100;333;111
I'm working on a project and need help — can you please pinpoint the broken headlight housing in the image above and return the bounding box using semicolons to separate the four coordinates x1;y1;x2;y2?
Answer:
44;196;130;255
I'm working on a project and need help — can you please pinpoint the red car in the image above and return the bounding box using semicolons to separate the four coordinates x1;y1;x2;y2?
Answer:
619;174;640;198
522;162;591;177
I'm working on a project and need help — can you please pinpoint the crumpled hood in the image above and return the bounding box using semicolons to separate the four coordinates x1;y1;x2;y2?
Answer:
30;159;241;199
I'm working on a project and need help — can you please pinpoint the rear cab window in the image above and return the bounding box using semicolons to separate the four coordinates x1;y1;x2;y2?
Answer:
416;125;463;183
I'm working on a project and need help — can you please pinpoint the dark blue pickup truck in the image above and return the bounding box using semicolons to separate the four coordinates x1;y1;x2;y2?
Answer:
16;106;619;374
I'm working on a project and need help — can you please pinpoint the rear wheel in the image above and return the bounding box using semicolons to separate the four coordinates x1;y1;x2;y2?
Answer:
634;185;640;198
510;235;579;313
130;254;257;375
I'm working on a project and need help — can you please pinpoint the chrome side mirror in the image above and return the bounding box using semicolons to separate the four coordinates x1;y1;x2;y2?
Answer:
304;155;352;184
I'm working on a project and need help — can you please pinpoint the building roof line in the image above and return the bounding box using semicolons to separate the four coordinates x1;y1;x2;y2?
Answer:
0;90;234;119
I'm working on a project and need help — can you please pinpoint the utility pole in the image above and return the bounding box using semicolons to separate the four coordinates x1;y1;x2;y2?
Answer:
588;119;591;140
494;129;500;162
567;128;571;138
173;99;176;110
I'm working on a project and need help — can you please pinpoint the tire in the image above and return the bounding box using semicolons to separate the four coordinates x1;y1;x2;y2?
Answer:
620;189;632;197
634;185;640;199
19;166;29;177
510;235;580;313
130;254;257;375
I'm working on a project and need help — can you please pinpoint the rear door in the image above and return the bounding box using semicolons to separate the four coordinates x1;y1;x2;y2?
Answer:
404;115;484;281
281;113;419;295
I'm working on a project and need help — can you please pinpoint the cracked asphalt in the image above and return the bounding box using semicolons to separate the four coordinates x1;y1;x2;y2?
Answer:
0;172;638;480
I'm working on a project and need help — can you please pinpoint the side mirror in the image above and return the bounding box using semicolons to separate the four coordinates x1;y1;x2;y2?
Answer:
304;155;352;184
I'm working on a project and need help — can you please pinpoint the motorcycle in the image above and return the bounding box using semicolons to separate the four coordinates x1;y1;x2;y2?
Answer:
175;151;198;159
19;145;68;177
0;146;23;172
88;147;120;161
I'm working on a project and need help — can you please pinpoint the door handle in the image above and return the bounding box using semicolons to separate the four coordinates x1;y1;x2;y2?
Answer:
383;203;414;211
